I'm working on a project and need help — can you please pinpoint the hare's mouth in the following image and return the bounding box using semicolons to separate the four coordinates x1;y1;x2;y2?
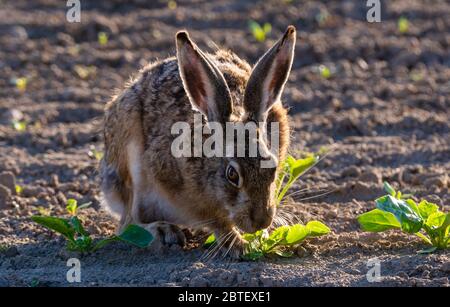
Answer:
234;219;257;234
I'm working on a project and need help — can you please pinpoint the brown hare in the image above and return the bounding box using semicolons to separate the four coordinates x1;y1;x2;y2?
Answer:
100;26;296;258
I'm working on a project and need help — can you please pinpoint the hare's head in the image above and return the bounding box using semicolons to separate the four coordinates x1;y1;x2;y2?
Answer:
176;26;296;233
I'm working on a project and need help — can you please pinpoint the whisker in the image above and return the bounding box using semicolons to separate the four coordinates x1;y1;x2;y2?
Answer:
201;231;232;262
284;187;329;199
207;231;233;262
293;188;337;202
200;231;228;261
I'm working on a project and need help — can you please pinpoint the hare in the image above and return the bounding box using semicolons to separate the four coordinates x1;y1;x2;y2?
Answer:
100;26;296;258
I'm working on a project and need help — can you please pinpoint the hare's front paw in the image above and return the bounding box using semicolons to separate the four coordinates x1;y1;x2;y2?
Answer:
144;221;186;248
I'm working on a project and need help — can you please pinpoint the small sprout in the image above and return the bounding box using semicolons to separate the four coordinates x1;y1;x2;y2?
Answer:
15;185;23;195
32;208;152;252
88;145;103;161
30;279;40;288
74;65;96;80
205;221;330;261
358;182;449;253
167;0;177;10
66;199;91;216
318;64;332;79
275;153;319;206
98;32;108;46
15;77;27;91
398;17;409;34
248;20;272;42
410;71;424;82
12;120;27;132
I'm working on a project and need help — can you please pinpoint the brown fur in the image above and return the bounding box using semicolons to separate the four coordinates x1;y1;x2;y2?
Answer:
101;27;295;258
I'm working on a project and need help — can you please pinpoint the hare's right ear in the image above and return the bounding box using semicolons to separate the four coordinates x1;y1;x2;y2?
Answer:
176;31;232;123
243;26;296;122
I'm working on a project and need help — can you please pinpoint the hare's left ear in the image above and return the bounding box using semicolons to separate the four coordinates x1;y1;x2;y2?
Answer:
243;26;296;122
176;31;233;124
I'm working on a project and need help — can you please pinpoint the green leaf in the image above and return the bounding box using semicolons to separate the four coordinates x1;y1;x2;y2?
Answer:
417;246;437;254
405;199;420;216
262;23;272;34
357;209;401;232
276;154;318;203
242;232;257;242
116;224;153;248
204;233;216;248
71;236;92;252
248;21;266;42
376;195;423;233
69;216;89;236
398;17;409;34
285;224;309;245
98;32;108;45
31;216;75;241
241;251;264;261
383;181;396;196
287;155;318;180
66;199;78;215
415;232;432;245
426;212;446;229
268;225;290;242
418;200;439;220
305;221;330;237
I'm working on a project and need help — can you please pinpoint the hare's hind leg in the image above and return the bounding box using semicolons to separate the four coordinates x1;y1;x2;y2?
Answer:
99;159;132;233
126;140;187;247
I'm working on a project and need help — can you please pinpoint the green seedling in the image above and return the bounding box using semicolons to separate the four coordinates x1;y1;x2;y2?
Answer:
15;77;27;91
205;154;330;260
15;184;23;195
318;64;332;79
358;182;449;253
248;21;272;42
98;32;108;45
12;120;27;132
398;17;409;34
275;154;318;206
88;145;103;161
65;198;91;216
242;221;330;260
32;199;153;252
167;0;177;10
204;221;330;261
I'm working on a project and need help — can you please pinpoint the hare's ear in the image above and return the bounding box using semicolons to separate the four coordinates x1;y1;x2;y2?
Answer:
243;26;296;122
176;31;232;123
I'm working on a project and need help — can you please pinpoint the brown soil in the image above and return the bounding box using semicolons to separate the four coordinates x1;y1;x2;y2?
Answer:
0;0;449;287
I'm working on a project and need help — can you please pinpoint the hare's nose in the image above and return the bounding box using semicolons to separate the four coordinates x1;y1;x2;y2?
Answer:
250;206;275;230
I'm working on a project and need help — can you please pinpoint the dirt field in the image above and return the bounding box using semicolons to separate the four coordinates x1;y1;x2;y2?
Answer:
0;0;449;287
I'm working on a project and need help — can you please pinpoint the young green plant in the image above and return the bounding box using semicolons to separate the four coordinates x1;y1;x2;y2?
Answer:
248;21;272;42
32;199;153;252
358;182;449;253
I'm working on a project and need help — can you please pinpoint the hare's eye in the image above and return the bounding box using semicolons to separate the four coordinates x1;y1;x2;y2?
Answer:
226;163;242;188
